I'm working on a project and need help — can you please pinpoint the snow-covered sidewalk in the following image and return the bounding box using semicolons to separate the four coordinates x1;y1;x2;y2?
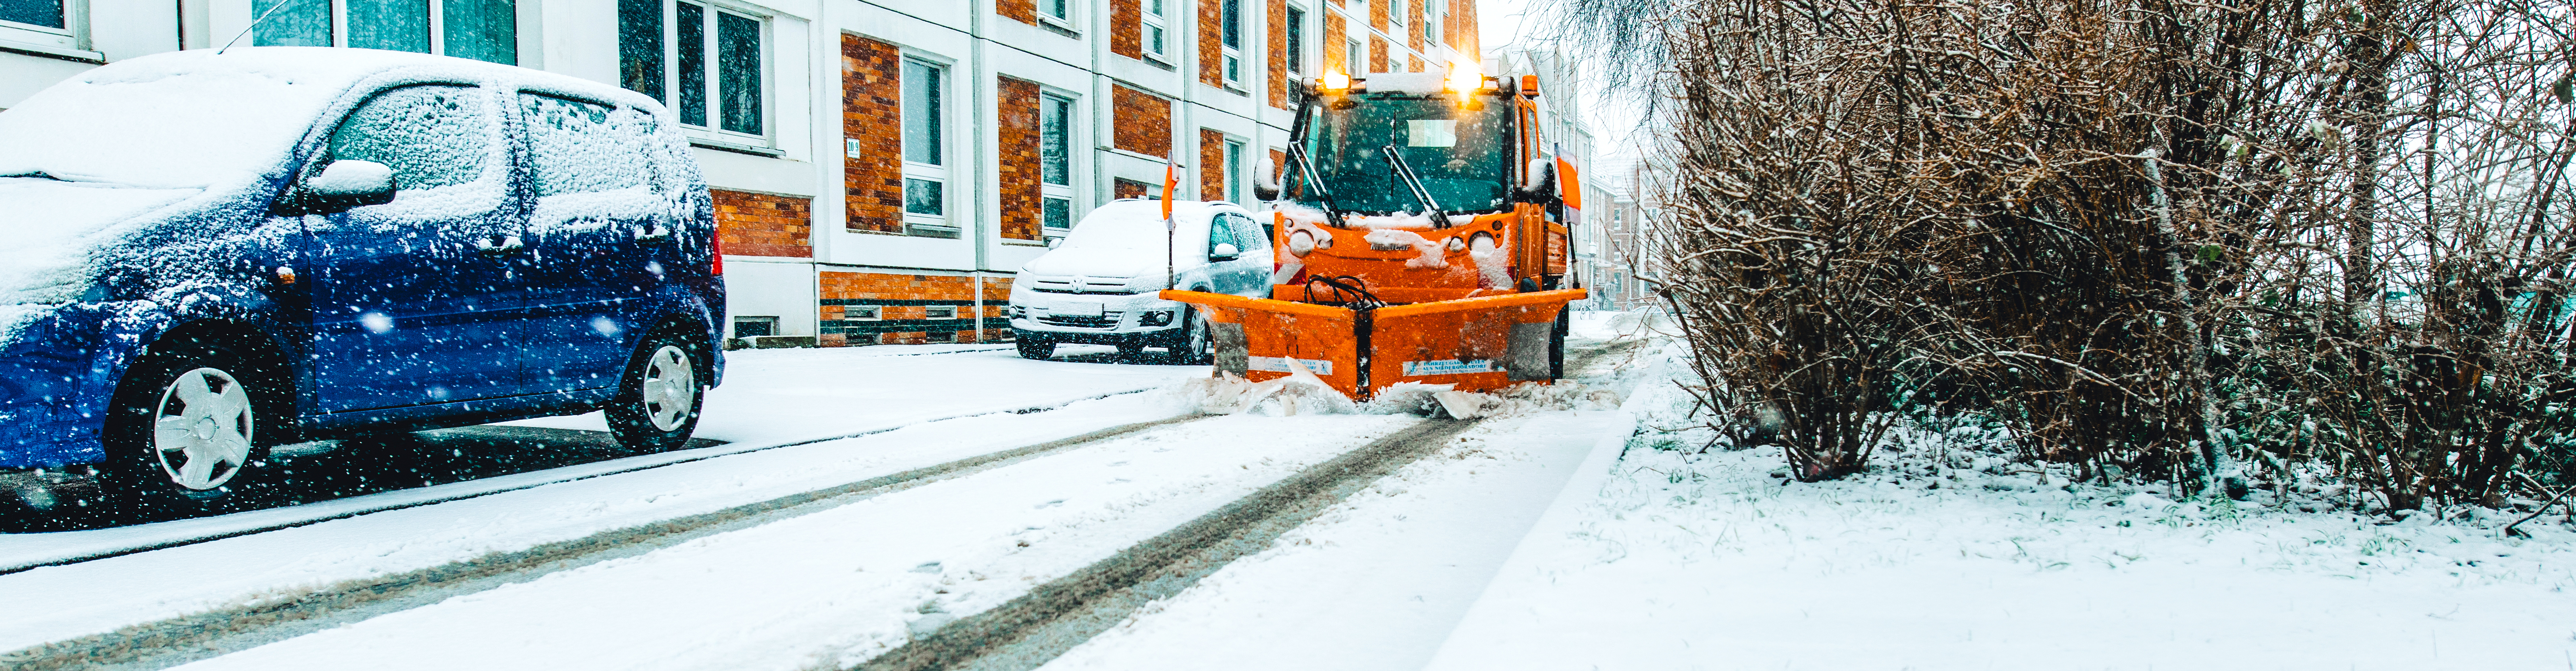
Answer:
1428;344;2576;671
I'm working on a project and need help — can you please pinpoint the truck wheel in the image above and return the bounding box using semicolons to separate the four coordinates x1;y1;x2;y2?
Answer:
1549;308;1570;380
102;335;278;517
1017;337;1056;360
606;330;708;453
1175;308;1215;365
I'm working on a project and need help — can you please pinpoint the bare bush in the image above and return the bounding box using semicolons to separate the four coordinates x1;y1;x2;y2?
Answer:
1599;0;2576;507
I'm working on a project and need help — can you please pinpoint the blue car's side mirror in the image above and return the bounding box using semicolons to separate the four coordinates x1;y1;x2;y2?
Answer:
302;160;399;214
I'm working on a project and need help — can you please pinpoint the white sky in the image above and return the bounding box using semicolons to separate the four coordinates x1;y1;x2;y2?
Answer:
1476;0;1650;193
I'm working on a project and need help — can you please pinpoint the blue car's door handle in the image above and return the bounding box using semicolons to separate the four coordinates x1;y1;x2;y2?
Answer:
473;235;526;256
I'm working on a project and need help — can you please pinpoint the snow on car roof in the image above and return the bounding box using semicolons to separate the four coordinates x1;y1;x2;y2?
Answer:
0;47;663;190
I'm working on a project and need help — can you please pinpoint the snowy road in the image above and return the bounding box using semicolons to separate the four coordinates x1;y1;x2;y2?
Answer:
0;338;1654;671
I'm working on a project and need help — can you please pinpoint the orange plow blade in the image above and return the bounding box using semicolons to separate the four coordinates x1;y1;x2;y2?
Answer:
1161;287;1587;399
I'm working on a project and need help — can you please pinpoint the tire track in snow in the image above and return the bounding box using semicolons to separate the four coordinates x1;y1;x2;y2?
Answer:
855;341;1644;671
1;386;1167;577
0;413;1214;671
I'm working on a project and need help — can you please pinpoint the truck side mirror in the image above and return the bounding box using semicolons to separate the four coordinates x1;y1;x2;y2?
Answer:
1211;243;1240;260
307;160;398;213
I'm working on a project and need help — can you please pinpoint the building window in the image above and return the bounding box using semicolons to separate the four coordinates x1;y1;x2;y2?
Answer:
1284;6;1306;77
732;316;778;336
847;305;883;320
924;305;959;320
618;0;764;137
1346;38;1363;75
1387;0;1404;33
1224;139;1246;204
1040;0;1068;23
1219;0;1243;85
0;0;63;29
902;58;954;238
248;0;517;64
1142;0;1168;60
1423;0;1438;44
1040;92;1076;237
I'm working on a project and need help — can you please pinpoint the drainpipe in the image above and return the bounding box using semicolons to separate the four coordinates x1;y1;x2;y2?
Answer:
970;0;990;342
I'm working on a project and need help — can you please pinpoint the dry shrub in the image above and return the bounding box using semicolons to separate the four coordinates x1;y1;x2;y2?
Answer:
1602;0;2576;506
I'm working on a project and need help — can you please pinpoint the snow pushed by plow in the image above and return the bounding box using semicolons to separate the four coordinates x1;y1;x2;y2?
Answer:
1165;370;1620;420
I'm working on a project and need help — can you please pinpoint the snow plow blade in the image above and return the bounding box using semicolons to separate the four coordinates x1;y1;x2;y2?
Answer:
1160;287;1587;400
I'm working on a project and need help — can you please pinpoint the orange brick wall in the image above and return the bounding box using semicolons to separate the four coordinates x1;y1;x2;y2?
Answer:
997;0;1035;25
1453;0;1476;60
1110;0;1143;60
1370;36;1386;73
1405;1;1421;54
818;272;1018;346
842;34;904;235
996;77;1044;241
1112;84;1171;158
711;189;812;258
1324;12;1345;75
1200;129;1228;202
1114;178;1151;200
1267;0;1288;109
1197;0;1224;88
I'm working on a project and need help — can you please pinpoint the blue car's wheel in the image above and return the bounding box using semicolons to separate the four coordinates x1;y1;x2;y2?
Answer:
102;336;279;516
606;330;708;452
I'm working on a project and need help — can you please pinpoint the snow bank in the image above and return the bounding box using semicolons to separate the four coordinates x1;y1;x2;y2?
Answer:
1430;339;2576;671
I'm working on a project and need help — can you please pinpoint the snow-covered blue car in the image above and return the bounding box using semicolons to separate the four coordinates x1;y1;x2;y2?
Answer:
0;48;725;514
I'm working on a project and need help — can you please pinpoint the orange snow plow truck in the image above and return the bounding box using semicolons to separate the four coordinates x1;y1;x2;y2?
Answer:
1161;67;1586;401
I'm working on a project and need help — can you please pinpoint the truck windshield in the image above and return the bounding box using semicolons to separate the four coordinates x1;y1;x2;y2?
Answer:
1294;94;1512;215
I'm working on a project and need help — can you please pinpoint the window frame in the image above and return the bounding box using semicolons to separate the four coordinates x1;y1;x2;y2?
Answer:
0;0;80;50
1283;5;1305;78
900;55;956;239
1140;0;1169;62
1223;138;1246;204
1423;0;1438;44
1218;0;1243;87
1347;37;1363;74
241;0;517;64
620;0;771;147
1039;90;1078;240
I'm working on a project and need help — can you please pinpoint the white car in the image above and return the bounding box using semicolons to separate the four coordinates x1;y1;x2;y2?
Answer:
1009;199;1274;362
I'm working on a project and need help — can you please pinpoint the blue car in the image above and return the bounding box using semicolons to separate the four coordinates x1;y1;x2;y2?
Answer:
0;48;724;515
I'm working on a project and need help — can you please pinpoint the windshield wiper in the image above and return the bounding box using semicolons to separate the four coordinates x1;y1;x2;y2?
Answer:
1379;144;1450;227
1286;143;1346;224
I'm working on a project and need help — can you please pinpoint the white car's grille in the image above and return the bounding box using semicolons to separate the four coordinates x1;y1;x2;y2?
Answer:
1036;311;1124;328
1027;274;1137;294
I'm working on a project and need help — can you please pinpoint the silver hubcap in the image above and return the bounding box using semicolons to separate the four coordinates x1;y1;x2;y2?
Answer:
641;345;696;432
151;367;254;491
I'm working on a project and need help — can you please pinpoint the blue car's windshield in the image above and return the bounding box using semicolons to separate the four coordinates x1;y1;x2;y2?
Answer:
1292;94;1512;215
